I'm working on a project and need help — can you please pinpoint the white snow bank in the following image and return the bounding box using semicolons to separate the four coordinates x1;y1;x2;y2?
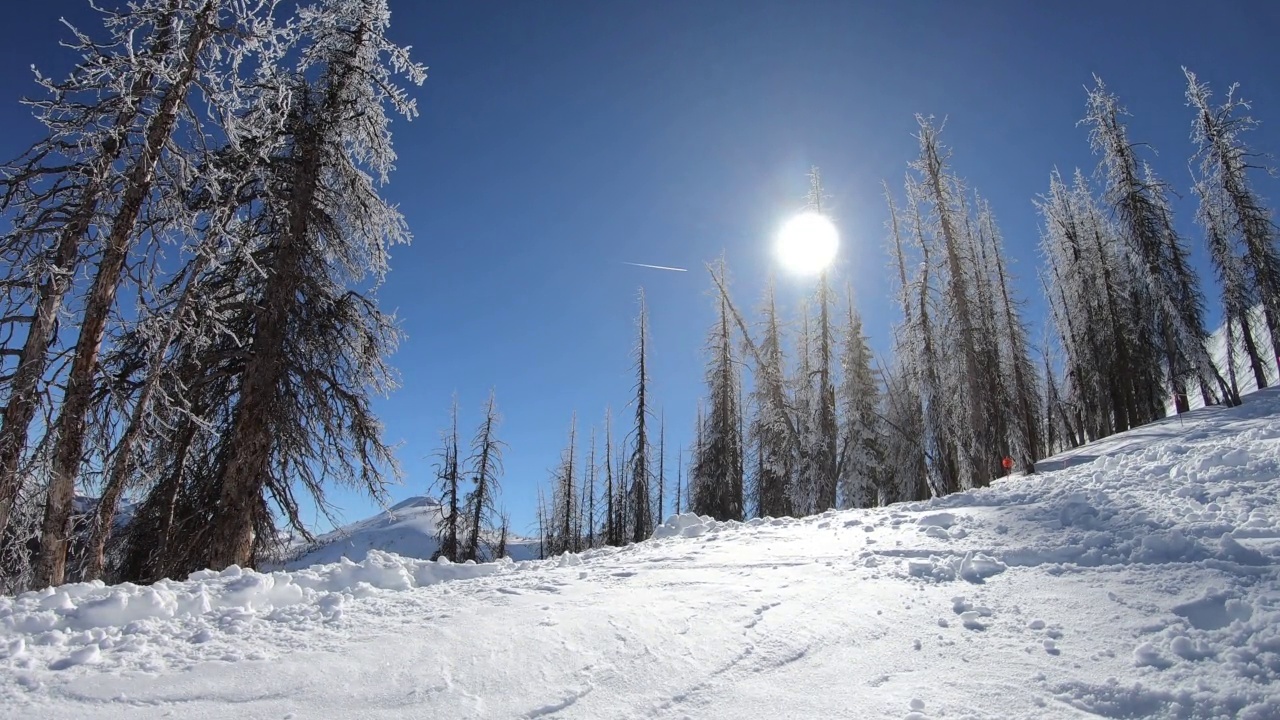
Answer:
652;512;722;539
2;550;512;647
5;390;1280;718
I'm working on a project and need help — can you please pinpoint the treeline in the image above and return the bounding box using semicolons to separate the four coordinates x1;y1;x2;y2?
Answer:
0;0;422;592
532;291;683;556
537;69;1280;545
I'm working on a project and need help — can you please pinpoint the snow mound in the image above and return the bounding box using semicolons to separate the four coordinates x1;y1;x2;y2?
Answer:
3;551;512;636
652;512;722;539
5;389;1280;718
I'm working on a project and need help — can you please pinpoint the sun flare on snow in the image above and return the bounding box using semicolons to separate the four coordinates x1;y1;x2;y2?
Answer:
775;211;838;275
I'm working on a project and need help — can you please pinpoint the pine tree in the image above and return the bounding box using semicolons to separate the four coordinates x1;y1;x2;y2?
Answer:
674;448;683;515
203;0;424;571
976;199;1043;471
749;280;793;518
30;0;281;589
1038;168;1161;441
804;169;840;511
1083;76;1233;416
911;117;985;490
791;303;816;514
582;427;597;549
693;269;744;521
836;295;882;508
431;397;463;562
900;169;961;497
628;290;654;543
463;391;504;562
1186;68;1280;389
603;408;617;546
881;186;930;503
549;413;577;556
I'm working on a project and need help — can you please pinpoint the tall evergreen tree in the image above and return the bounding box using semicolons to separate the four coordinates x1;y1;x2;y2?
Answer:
911;117;985;490
582;427;597;549
627;290;654;543
603;408;618;546
976;199;1043;471
202;0;424;571
693;269;744;521
748;280;793;518
463;391;504;562
674;448;683;515
431;397;463;561
1083;76;1233;415
881;186;930;503
804;169;840;511
836;296;882;508
1186;68;1280;389
31;0;283;589
549;413;577;556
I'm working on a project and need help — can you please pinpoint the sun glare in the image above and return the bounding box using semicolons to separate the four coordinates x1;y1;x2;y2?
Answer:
776;211;838;275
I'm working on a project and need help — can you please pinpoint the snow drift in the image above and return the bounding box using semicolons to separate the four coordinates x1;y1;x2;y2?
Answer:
4;391;1280;718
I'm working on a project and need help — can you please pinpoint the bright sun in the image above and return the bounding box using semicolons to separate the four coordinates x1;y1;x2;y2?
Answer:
776;211;838;275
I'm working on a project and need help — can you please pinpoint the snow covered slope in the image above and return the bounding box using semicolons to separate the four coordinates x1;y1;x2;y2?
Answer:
279;495;539;569
5;392;1280;718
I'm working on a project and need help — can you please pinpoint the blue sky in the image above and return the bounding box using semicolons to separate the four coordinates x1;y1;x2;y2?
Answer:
2;1;1279;536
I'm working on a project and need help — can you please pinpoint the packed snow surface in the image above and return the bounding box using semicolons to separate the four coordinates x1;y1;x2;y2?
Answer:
5;392;1280;718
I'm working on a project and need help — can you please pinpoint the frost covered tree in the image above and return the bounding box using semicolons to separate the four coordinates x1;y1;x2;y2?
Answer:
911;118;985;490
1186;69;1280;389
1038;168;1163;441
627;290;654;543
790;304;817;513
30;0;289;589
747;280;793;518
803;170;840;512
976;199;1042;471
881;121;1044;494
879;188;930;503
0;0;190;543
836;296;881;508
692;268;744;521
1083;76;1233;415
0;1;279;582
202;0;424;571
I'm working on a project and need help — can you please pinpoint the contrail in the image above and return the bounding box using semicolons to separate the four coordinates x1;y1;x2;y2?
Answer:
621;261;688;272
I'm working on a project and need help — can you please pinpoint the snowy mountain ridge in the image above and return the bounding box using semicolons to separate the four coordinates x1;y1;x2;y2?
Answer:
3;391;1280;718
278;494;539;569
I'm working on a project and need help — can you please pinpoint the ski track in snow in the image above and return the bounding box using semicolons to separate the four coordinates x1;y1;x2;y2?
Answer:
4;391;1280;718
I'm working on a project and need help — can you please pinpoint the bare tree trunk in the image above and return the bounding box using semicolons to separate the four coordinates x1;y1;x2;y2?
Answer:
1239;310;1269;390
0;3;187;540
83;247;215;581
34;8;215;589
205;136;317;569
